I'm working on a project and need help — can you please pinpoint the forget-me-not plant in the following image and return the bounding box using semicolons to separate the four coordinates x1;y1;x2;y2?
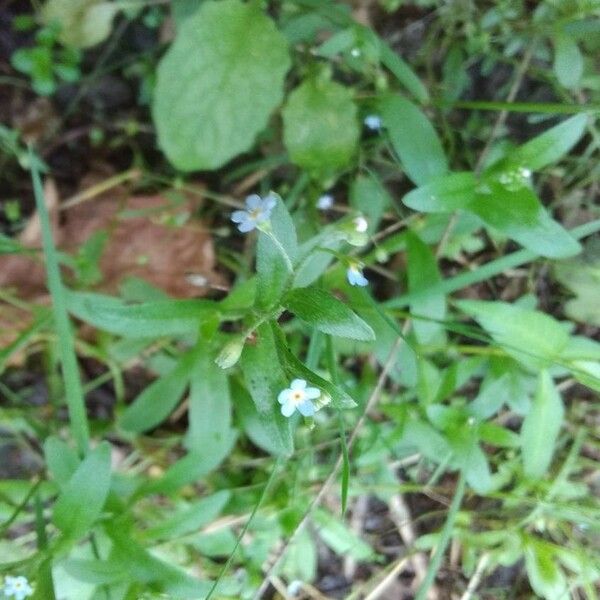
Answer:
231;193;277;232
278;379;320;417
3;576;33;600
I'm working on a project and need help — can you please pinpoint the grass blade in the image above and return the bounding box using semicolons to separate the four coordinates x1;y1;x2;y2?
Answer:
29;147;89;455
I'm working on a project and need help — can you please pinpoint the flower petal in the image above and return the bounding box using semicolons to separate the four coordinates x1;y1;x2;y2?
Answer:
278;389;292;404
245;194;262;210
281;400;296;417
290;379;306;390
237;219;256;233
304;387;321;400
297;400;315;417
263;193;277;210
231;210;247;223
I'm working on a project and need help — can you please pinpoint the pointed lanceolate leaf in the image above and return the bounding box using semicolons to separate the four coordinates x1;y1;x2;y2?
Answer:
470;181;581;259
256;197;298;310
521;371;564;479
406;231;446;344
66;291;216;338
524;538;568;600
379;94;448;185
120;350;199;432
153;0;291;170
284;286;375;341
52;442;112;540
402;173;580;258
456;300;571;371
497;114;587;173
240;322;294;455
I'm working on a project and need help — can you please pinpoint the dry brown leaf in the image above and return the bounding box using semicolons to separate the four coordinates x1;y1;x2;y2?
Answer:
0;176;223;358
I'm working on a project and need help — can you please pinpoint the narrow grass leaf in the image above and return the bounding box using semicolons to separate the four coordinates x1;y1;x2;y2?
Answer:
30;149;89;454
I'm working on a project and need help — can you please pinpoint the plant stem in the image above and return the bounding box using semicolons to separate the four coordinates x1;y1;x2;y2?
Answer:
414;471;466;600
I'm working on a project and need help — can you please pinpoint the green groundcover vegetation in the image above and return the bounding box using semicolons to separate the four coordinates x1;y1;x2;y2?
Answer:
1;0;600;598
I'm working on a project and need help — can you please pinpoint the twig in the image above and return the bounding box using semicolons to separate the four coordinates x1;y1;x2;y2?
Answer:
343;495;369;580
414;472;467;600
389;494;437;599
363;556;411;600
252;331;408;599
459;553;490;600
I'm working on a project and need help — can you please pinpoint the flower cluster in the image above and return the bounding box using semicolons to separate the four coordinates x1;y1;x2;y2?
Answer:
3;576;33;600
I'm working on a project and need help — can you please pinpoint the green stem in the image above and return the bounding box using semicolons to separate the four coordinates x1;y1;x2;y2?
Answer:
414;471;466;600
205;458;281;600
30;148;90;455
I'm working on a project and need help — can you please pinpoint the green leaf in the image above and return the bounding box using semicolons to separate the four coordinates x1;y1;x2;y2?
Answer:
143;441;236;496
378;41;429;103
283;76;359;176
525;538;568;600
521;371;564;479
553;34;584;89
456;300;571;371
312;509;375;561
498;114;587;172
256;197;297;310
379;94;448;185
43;437;79;487
403;174;581;258
554;238;600;326
67;291;216;338
153;0;290;170
406;230;446;344
108;526;213;598
471;181;581;259
185;346;235;455
52;442;111;540
120;351;196;433
240;322;294;455
350;173;391;232
63;558;127;585
272;323;357;410
284;286;375;341
143;491;230;542
42;0;120;49
172;0;204;26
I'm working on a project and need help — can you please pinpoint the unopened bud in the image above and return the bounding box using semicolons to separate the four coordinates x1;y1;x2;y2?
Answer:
215;338;245;369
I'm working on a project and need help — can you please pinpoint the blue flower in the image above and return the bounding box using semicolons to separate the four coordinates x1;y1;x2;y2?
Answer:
316;194;334;210
364;115;382;131
3;576;33;600
231;193;277;233
347;263;368;287
278;379;320;417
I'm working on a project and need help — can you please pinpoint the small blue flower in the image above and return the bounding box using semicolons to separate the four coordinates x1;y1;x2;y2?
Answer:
3;575;33;600
231;193;277;233
278;379;320;417
364;114;382;131
347;263;368;287
316;194;334;210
